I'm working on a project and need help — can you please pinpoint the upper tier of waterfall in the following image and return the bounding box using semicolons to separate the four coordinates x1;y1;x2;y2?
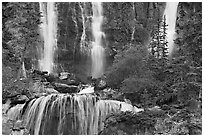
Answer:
163;2;179;55
91;2;105;78
39;2;58;73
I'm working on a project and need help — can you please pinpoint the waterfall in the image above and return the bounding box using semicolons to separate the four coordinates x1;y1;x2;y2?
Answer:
79;3;86;53
6;94;140;135
91;2;105;78
131;2;136;41
163;2;179;55
22;61;27;78
39;2;57;73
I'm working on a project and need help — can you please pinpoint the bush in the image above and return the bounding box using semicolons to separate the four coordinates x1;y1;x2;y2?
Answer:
105;45;149;88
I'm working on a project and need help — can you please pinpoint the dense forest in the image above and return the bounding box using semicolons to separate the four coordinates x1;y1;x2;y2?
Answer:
2;2;202;135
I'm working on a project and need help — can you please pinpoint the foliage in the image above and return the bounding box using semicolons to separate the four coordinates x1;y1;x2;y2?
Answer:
101;106;201;135
154;108;202;135
175;2;202;67
2;2;41;97
169;2;202;104
3;2;41;62
105;44;149;88
101;111;157;135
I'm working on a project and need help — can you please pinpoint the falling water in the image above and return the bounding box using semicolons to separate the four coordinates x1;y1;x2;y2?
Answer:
22;61;27;78
39;2;57;73
7;94;141;135
91;2;105;78
163;2;179;55
131;2;136;41
79;3;86;53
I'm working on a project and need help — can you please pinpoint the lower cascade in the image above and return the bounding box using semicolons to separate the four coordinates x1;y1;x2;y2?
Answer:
7;94;142;135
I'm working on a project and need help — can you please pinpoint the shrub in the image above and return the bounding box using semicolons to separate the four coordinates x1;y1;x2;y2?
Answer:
105;45;149;88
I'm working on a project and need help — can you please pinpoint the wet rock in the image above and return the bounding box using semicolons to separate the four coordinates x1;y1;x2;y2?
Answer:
2;100;11;114
58;72;79;86
78;86;94;94
147;106;161;111
95;79;107;90
44;88;59;94
11;128;29;135
2;114;12;135
31;70;47;82
59;72;70;80
34;92;48;98
66;79;78;85
32;70;48;76
44;73;59;83
10;95;29;106
56;79;78;86
13;120;23;130
53;83;79;93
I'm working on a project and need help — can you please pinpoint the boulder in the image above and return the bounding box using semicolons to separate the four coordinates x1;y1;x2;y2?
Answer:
10;95;29;106
44;88;59;94
44;73;59;83
56;79;78;86
34;93;48;98
78;86;94;94
13;120;23;130
59;72;70;80
2;113;13;135
58;72;79;86
95;79;107;90
53;83;79;93
32;70;48;76
66;79;78;85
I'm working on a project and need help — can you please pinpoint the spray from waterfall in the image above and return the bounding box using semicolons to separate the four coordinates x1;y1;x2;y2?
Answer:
91;2;105;78
163;2;179;55
39;2;57;73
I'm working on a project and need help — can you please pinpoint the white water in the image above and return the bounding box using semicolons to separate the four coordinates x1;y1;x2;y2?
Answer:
7;94;142;135
39;2;57;73
22;61;27;78
78;86;94;94
163;2;179;55
80;3;86;53
91;2;105;78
